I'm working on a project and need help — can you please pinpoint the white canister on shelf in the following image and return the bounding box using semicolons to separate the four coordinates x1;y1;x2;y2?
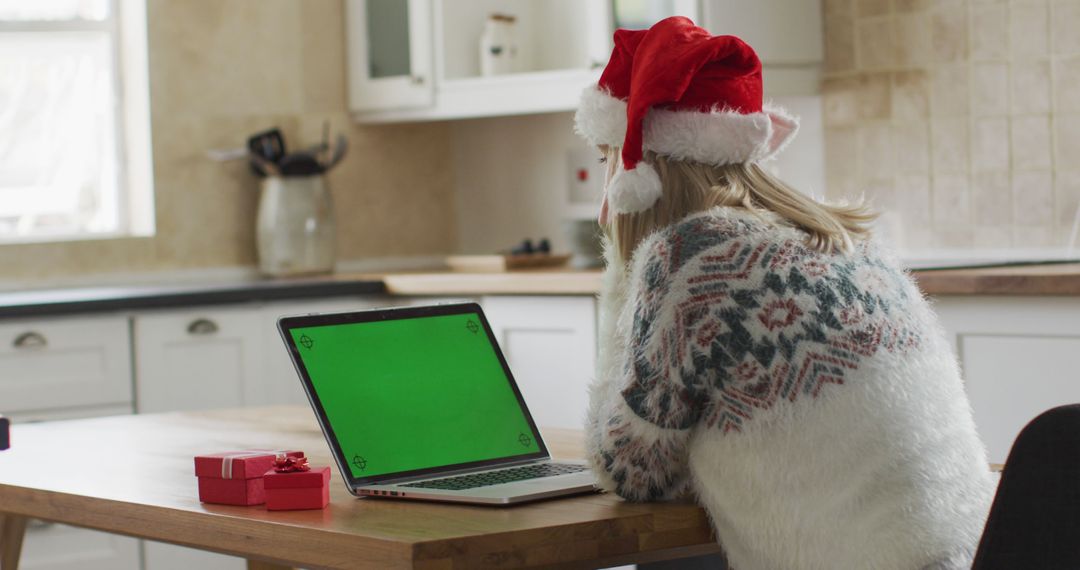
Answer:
479;13;518;76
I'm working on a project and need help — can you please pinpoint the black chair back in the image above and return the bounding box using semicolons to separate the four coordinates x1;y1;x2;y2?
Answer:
971;404;1080;569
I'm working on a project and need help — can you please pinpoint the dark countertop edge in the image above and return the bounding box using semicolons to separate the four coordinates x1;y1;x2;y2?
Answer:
0;280;387;320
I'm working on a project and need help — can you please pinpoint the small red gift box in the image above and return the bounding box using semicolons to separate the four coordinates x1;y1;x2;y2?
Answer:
264;466;331;511
194;450;304;506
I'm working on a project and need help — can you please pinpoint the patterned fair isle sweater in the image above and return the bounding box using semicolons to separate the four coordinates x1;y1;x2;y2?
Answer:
586;207;995;570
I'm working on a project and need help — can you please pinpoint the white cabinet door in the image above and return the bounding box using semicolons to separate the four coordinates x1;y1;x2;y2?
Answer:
133;308;264;413
701;0;823;95
701;0;823;65
142;542;244;570
481;296;596;430
933;296;1080;464
0;316;132;414
346;0;434;112
20;520;140;570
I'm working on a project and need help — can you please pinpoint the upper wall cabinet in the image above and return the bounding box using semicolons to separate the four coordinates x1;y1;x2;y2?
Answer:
701;0;824;96
346;0;699;123
346;0;435;112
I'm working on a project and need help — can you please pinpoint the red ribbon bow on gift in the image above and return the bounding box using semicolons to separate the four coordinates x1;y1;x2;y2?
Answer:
272;454;311;473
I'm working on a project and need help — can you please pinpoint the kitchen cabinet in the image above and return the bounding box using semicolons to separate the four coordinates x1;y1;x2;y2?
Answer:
345;0;435;113
142;543;245;570
20;521;140;570
0;315;132;416
134;308;265;413
933;296;1080;464
701;0;823;95
135;297;399;413
481;295;596;430
0;316;140;570
345;0;697;123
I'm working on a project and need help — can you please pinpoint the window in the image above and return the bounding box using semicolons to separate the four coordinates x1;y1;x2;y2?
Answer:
0;0;152;243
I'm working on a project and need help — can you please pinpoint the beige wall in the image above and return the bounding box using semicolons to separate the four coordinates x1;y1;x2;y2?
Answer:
0;0;456;284
451;96;826;256
823;0;1080;253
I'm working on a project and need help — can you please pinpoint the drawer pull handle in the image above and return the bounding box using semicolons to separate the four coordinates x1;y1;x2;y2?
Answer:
187;319;219;336
13;331;47;349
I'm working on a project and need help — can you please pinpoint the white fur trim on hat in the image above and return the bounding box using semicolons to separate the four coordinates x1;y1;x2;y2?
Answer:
608;162;662;214
574;85;800;164
644;103;799;164
573;86;627;147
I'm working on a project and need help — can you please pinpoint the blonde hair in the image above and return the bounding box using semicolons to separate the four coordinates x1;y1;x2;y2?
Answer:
603;148;876;263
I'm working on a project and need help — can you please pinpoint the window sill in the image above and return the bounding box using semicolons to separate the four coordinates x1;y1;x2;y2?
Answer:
0;230;154;247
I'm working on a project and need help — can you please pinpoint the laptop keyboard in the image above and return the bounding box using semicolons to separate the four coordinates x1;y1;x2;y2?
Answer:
401;463;587;491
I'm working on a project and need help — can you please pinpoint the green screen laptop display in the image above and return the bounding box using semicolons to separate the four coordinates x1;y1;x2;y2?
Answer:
288;311;542;480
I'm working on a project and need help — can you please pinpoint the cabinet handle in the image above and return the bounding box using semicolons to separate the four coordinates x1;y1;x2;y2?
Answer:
411;75;425;85
12;331;47;349
186;318;219;336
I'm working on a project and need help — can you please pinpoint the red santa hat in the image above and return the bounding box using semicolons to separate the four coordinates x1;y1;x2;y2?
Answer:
574;16;799;214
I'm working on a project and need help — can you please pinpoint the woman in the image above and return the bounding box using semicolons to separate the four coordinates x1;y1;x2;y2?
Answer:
577;17;995;570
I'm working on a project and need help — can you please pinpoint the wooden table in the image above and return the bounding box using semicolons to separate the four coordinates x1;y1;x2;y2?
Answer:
0;407;719;569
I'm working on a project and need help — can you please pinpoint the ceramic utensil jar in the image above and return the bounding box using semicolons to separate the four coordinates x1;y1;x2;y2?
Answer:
256;175;336;276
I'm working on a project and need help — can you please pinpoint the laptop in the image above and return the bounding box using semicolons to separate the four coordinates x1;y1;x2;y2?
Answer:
277;302;598;505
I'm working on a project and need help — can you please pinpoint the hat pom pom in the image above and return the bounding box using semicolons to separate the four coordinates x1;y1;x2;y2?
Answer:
608;162;662;214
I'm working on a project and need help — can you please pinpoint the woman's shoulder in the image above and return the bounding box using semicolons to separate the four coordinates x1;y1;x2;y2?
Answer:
628;206;803;278
627;206;913;300
632;206;767;255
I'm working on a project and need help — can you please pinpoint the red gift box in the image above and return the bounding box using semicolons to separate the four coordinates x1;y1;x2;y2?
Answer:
264;466;331;511
194;450;303;506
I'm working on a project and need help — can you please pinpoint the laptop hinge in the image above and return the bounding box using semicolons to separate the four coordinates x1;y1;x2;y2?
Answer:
375;455;552;486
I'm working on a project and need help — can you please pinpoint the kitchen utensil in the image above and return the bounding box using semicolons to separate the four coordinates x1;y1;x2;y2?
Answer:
279;153;324;177
248;128;286;164
205;147;249;161
248;153;281;177
319;120;332;166
321;134;348;170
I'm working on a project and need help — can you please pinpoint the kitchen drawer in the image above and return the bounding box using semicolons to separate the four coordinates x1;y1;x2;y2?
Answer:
20;520;141;570
134;308;264;413
0;316;133;413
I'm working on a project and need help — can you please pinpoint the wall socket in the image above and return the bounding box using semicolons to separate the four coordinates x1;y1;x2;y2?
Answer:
565;148;605;220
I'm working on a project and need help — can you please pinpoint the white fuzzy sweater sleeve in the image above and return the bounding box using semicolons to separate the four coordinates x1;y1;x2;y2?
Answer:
585;237;706;502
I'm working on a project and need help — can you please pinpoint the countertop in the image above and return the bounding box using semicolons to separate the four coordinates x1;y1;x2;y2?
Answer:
910;262;1080;296
0;276;385;320
3;262;1080;320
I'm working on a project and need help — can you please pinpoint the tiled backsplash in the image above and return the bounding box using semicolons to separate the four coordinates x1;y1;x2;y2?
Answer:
823;0;1080;254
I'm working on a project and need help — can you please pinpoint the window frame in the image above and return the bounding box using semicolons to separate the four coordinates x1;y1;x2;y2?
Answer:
0;0;154;244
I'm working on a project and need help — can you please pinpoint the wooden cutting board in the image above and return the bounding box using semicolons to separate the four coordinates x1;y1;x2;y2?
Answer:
445;254;571;272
